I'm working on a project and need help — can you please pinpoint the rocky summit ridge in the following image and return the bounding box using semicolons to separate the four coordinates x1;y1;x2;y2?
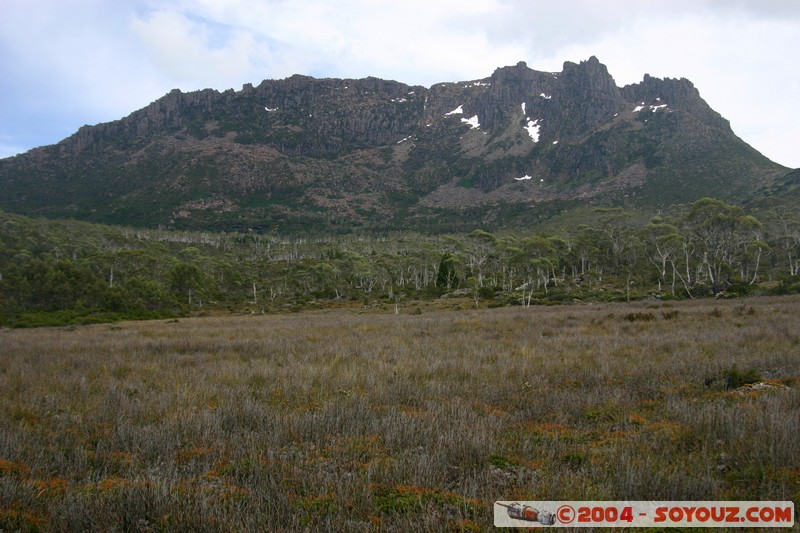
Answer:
0;57;789;233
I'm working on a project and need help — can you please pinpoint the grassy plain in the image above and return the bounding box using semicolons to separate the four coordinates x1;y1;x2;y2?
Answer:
1;295;799;531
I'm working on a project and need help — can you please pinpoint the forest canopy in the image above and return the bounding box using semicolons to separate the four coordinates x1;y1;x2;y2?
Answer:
1;198;799;327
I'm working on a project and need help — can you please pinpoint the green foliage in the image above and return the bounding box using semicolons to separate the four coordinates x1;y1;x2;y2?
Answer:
488;454;515;471
704;364;763;391
720;365;763;390
623;311;656;322
560;451;589;468
436;253;460;289
0;195;797;327
769;275;800;295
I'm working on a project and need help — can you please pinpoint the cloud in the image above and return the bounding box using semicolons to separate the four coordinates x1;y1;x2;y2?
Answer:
129;9;275;89
129;0;527;86
0;0;164;151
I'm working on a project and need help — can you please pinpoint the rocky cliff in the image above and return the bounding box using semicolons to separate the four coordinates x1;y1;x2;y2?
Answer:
0;57;789;233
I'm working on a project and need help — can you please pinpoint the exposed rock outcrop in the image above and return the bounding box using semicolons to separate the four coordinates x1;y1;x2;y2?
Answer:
0;57;787;233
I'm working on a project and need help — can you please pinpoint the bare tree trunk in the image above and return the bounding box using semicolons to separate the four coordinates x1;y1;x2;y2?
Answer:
670;258;693;298
749;247;762;285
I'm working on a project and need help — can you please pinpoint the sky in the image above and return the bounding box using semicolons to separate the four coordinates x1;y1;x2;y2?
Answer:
1;0;799;168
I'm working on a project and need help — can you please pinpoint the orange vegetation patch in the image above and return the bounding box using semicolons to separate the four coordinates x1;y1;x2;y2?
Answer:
31;477;69;497
513;456;545;470
97;477;134;492
453;518;483;532
776;467;800;484
318;433;389;470
0;459;30;479
208;483;250;503
589;429;637;449
289;491;337;513
176;447;214;463
628;414;648;425
400;405;426;416
472;400;508;416
110;451;133;465
0;508;49;531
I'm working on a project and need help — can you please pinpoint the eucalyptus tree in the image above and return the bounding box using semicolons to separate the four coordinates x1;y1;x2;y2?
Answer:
682;198;763;293
464;229;498;287
571;225;602;280
168;261;208;305
435;252;461;290
509;235;556;305
546;236;570;285
642;218;684;295
494;235;521;292
766;208;800;276
594;207;643;282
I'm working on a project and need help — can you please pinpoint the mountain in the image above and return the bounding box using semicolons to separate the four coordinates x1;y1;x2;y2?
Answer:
0;57;790;233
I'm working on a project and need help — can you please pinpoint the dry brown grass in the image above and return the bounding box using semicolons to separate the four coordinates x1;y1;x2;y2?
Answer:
1;295;799;530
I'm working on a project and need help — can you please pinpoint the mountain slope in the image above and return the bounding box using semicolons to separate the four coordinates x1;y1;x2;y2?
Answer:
0;57;789;233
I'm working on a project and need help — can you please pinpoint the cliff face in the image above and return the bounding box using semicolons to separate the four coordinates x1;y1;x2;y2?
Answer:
552;56;623;137
621;74;730;131
0;57;788;233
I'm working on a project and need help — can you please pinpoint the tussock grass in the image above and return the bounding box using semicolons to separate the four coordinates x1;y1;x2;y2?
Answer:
1;296;798;530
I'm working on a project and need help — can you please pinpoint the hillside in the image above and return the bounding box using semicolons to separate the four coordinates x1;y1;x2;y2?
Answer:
0;57;790;233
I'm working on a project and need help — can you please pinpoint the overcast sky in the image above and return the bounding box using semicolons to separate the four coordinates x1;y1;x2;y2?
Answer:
1;0;798;167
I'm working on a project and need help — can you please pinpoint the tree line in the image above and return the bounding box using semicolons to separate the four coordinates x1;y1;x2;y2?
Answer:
1;197;799;326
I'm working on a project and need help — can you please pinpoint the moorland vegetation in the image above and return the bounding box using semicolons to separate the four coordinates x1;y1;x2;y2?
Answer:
0;295;798;530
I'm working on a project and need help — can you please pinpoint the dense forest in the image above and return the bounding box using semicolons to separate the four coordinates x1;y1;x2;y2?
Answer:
2;197;800;327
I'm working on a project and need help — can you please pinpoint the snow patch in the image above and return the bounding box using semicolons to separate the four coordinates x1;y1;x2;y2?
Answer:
552;140;558;144
634;102;669;113
515;175;533;181
397;135;413;144
539;93;552;99
264;106;278;112
391;98;407;103
445;105;464;116
521;103;541;143
461;115;480;129
525;119;541;143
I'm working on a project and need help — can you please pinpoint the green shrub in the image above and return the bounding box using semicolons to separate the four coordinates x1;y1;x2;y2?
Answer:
721;365;762;390
623;311;656;322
